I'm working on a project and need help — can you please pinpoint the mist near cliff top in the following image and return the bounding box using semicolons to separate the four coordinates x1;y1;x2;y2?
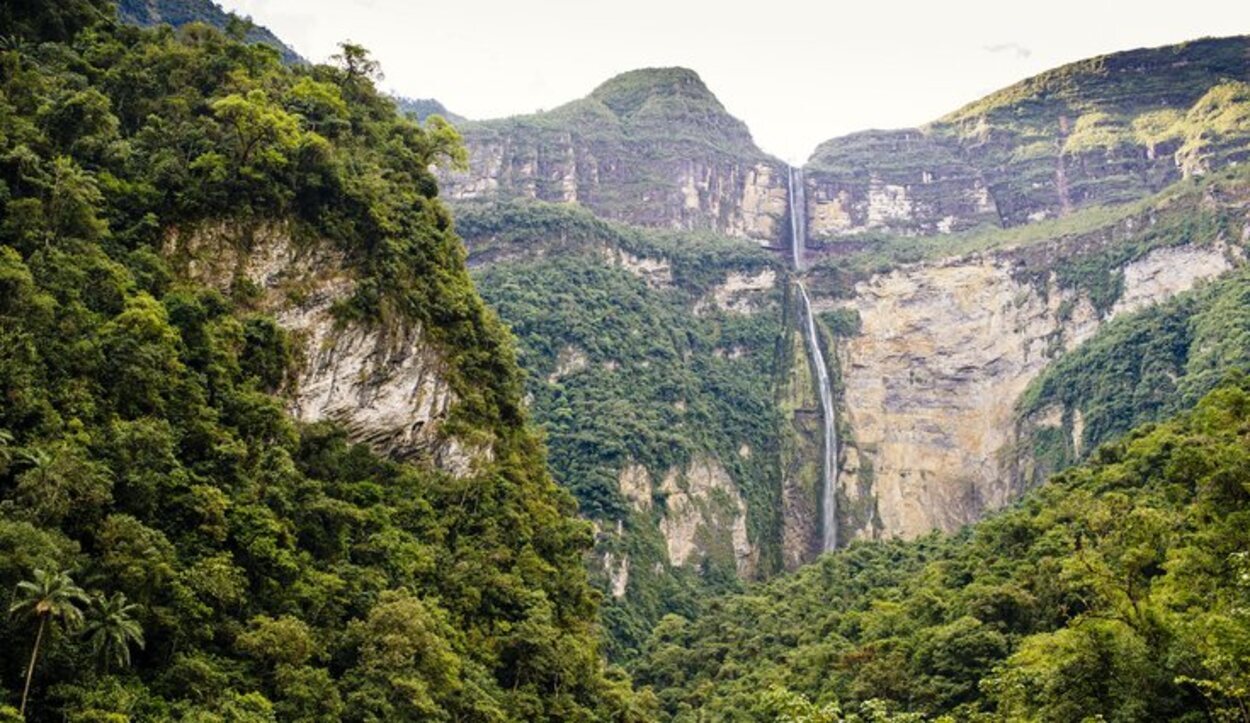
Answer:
218;0;1250;163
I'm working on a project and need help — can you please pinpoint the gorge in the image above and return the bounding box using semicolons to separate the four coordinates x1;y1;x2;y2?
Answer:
788;166;839;552
3;1;1250;719
438;35;1250;665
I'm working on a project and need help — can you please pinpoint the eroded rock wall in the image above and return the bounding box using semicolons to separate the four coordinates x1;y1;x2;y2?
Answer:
163;223;487;475
824;242;1234;539
445;138;789;244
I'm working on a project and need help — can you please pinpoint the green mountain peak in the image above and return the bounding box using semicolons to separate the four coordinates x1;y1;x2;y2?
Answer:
589;67;722;118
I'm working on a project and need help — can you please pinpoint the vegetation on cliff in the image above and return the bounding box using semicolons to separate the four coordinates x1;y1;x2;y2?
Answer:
633;378;1250;721
0;3;648;720
115;0;301;63
1020;264;1250;485
808;165;1248;306
442;67;783;235
805;35;1250;234
458;199;787;657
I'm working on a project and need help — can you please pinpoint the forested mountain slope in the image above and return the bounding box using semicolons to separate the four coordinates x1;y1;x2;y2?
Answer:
116;0;301;63
456;200;793;656
0;3;648;720
633;377;1250;721
445;36;1250;664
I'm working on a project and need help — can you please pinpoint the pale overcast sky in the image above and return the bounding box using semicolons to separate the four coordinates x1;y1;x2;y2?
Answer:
217;0;1250;163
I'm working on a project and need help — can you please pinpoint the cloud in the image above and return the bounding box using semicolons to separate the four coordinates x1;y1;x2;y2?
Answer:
983;42;1032;59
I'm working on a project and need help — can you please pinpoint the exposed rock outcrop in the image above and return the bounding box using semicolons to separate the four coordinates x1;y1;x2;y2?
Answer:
656;456;757;577
694;269;777;315
440;68;789;243
163;223;488;475
825;241;1234;539
804;37;1250;240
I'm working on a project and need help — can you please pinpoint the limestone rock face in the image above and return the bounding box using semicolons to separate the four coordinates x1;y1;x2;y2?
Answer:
163;224;487;475
604;549;630;599
618;463;654;513
829;242;1234;539
446;141;788;243
1111;244;1233;318
805;130;999;240
657;456;757;577
804;38;1250;240
611;249;673;289
548;346;590;382
694;269;777;315
439;68;789;244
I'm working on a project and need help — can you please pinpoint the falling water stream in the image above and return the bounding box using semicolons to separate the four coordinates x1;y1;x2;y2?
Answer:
788;166;838;551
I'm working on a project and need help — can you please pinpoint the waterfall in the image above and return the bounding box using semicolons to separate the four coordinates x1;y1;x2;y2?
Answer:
788;167;807;271
788;167;838;551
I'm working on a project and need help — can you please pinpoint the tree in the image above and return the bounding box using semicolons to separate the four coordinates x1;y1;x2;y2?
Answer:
82;592;145;673
8;568;89;716
755;686;842;723
0;0;109;42
0;429;13;475
331;43;382;81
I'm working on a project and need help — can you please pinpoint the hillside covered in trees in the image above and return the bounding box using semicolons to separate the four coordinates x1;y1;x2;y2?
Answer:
7;1;1250;722
632;376;1250;721
0;2;649;720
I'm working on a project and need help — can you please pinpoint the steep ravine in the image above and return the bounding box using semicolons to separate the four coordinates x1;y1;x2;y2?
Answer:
445;42;1250;640
814;232;1239;540
788;167;839;551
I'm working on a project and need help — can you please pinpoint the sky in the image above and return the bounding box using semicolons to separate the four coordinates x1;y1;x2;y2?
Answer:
217;0;1250;163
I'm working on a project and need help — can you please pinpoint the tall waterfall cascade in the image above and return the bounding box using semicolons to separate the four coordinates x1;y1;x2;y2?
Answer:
788;167;838;551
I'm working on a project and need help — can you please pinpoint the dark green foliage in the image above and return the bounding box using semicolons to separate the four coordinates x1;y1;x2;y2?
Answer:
819;309;861;337
461;199;786;659
0;0;112;43
633;380;1250;721
116;0;303;63
1019;267;1250;484
0;13;647;721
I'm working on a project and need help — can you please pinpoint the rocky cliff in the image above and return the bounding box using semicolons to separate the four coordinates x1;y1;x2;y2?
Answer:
163;222;488;476
819;230;1238;539
803;36;1250;243
440;68;790;244
440;39;1250;657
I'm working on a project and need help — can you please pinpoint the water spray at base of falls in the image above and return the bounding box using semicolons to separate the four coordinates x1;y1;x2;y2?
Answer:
788;167;838;552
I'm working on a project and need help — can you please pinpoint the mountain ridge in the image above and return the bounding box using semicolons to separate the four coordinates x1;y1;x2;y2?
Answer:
116;0;303;63
447;31;1250;662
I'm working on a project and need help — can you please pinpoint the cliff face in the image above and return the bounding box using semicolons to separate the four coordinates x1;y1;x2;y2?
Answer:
163;223;487;476
441;68;790;243
822;239;1236;539
413;39;1250;653
805;130;1000;240
803;37;1250;242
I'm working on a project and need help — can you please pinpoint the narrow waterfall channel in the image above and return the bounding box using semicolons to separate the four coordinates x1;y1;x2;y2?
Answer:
788;166;838;551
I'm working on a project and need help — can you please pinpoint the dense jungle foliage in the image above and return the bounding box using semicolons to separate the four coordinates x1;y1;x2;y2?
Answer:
632;377;1250;722
1020;263;1250;484
0;3;650;720
459;199;788;659
114;0;300;63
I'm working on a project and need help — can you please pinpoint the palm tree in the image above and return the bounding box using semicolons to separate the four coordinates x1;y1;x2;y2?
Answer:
9;568;89;716
82;592;145;673
0;429;13;474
